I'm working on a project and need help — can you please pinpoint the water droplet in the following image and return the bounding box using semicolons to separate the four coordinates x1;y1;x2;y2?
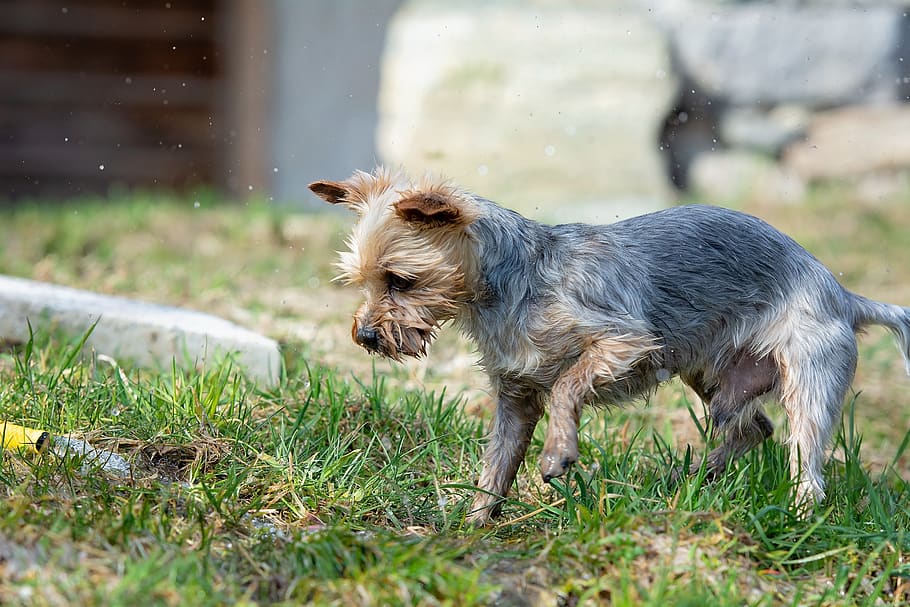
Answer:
272;167;279;173
544;145;556;157
193;201;200;208
98;164;105;171
477;164;488;176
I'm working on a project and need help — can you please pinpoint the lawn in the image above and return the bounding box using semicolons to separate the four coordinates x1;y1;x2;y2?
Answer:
0;186;909;606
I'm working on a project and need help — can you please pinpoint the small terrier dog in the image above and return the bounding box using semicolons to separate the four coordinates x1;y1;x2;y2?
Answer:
310;168;910;525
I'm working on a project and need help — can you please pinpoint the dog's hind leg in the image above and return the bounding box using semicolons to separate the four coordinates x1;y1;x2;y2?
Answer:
701;410;775;476
775;320;858;505
696;352;778;476
468;384;544;525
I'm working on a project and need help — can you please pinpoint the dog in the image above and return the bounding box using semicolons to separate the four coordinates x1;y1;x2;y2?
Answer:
309;168;910;525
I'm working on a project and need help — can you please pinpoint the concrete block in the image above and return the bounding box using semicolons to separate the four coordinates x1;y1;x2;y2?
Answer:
376;1;676;220
783;104;910;181
0;275;281;388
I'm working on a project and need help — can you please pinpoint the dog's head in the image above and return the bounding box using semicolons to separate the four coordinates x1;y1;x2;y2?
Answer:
309;168;480;360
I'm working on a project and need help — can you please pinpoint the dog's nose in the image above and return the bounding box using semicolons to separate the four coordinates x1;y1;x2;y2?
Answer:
355;325;380;350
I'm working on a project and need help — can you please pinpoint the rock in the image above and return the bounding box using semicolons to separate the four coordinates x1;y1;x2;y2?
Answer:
783;104;910;181
0;275;281;388
719;105;810;156
689;149;806;204
664;5;909;107
377;1;676;220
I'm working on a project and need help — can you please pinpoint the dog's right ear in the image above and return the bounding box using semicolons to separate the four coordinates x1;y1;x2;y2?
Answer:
395;192;463;226
308;180;351;206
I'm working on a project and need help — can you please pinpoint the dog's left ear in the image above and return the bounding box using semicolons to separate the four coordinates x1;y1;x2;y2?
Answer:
394;191;466;227
308;180;351;206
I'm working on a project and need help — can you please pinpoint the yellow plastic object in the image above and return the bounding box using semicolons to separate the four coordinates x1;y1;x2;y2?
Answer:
0;422;51;454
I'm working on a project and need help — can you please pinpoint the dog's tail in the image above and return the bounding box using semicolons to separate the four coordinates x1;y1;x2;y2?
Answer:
851;293;910;375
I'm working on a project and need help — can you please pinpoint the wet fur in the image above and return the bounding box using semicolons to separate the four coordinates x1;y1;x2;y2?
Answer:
310;168;910;525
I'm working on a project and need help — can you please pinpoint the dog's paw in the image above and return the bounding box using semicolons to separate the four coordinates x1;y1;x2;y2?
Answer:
688;447;731;480
466;492;503;526
539;447;578;483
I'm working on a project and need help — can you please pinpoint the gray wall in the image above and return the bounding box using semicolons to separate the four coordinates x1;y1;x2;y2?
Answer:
269;0;402;206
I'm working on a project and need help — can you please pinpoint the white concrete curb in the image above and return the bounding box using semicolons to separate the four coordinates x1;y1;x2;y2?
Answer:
0;275;281;388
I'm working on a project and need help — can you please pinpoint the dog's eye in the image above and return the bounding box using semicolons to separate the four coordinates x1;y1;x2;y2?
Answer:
387;272;416;292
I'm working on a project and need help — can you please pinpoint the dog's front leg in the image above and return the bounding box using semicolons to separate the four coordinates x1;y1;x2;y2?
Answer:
539;367;587;483
467;384;544;525
540;337;653;482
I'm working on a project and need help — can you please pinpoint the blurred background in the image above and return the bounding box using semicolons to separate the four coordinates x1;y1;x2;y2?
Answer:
2;0;909;221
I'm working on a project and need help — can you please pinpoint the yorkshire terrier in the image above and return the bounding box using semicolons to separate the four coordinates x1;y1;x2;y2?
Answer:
309;168;910;525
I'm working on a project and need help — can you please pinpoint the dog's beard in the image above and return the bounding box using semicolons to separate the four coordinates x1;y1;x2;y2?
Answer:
351;288;464;361
353;315;439;361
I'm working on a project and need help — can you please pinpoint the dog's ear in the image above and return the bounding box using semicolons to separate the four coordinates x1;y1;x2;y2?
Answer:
308;180;351;206
394;191;465;227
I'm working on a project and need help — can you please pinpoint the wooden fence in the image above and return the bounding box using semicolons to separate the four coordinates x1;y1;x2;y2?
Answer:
0;0;267;201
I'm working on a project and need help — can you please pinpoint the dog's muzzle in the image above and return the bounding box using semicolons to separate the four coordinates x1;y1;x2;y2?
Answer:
355;325;381;352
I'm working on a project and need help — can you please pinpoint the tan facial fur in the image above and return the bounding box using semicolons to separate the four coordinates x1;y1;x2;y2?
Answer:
309;169;480;360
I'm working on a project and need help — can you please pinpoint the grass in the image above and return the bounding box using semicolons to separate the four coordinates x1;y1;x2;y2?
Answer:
0;188;909;605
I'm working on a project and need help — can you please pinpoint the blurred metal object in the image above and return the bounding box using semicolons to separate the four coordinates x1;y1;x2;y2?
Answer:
0;420;130;477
